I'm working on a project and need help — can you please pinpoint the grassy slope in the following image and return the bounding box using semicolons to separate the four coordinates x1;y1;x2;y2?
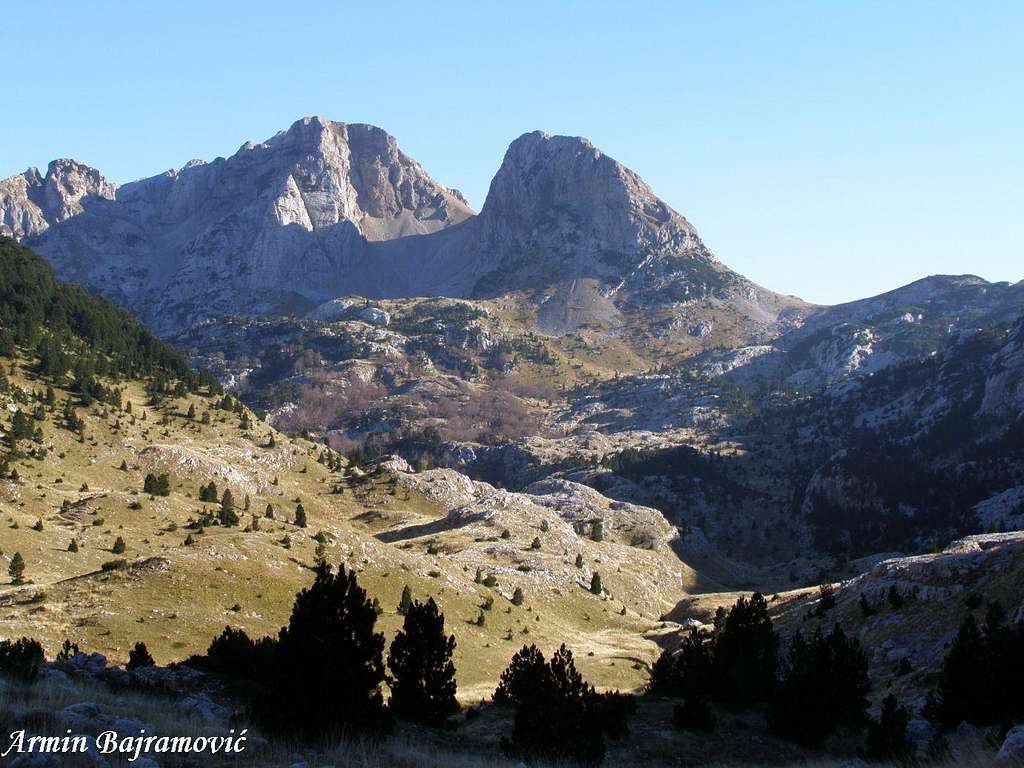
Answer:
0;356;696;699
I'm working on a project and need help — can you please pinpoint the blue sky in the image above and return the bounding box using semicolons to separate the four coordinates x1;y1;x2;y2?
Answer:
4;1;1022;304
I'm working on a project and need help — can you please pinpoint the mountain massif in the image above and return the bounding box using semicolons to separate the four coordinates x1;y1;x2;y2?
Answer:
2;118;1023;766
2;117;805;342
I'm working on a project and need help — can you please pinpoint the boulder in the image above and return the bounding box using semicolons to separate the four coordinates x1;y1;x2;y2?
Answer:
997;725;1024;765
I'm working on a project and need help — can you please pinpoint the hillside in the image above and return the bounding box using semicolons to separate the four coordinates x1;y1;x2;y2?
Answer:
0;239;703;701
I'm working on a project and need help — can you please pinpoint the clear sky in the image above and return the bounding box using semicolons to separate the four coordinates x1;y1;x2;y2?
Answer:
4;1;1022;305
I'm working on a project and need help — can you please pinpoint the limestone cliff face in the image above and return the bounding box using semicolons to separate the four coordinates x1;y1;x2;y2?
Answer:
9;117;472;333
0;159;117;239
8;118;801;336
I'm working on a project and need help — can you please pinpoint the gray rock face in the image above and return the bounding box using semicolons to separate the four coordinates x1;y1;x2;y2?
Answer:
13;117;472;334
7;118;802;338
0;159;116;239
997;725;1024;765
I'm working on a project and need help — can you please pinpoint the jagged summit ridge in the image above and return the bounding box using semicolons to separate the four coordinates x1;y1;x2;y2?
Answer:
2;117;801;337
0;159;117;239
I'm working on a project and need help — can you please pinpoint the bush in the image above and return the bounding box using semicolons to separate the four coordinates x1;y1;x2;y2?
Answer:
0;637;45;682
768;624;870;745
143;473;170;496
126;641;155;671
387;597;458;727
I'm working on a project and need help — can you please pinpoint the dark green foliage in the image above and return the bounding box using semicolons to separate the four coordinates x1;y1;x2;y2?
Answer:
294;503;306;528
863;694;911;761
126;641;155;671
648;628;714;699
672;697;716;733
56;639;80;662
712;592;777;707
199;481;218;503
590;572;603;594
219;489;238;527
498;644;621;766
189;626;274;678
111;536;126;554
387;598;458;726
190;565;388;737
494;644;549;706
768;624;870;745
143;472;170;496
268;563;387;736
9;551;25;583
650;595;777;710
511;587;524;606
398;585;413;615
815;583;837;615
0;238;219;392
924;608;1024;728
0;637;45;682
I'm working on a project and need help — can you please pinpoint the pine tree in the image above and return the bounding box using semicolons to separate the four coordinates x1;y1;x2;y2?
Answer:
864;694;911;761
68;540;79;553
388;597;459;726
712;592;778;707
398;585;413;615
512;587;524;606
768;624;870;745
575;553;584;568
294;503;307;528
219;489;239;527
8;551;25;584
126;641;155;671
268;563;387;735
199;481;218;503
112;536;127;554
187;403;196;420
590;572;603;595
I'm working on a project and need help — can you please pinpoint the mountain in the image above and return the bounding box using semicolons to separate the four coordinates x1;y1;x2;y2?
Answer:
0;239;695;699
4;118;807;343
0;159;117;239
6;118;472;333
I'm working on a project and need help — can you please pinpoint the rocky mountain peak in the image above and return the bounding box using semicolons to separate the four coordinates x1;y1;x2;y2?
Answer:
0;159;116;239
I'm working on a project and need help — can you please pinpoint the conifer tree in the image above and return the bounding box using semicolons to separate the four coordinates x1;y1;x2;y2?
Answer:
8;551;25;584
398;585;413;615
387;597;459;726
590;572;603;595
112;536;127;554
864;694;911;761
219;489;239;527
294;503;307;528
267;563;387;735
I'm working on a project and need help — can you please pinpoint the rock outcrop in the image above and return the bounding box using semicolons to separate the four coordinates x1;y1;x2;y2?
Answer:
0;159;116;239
